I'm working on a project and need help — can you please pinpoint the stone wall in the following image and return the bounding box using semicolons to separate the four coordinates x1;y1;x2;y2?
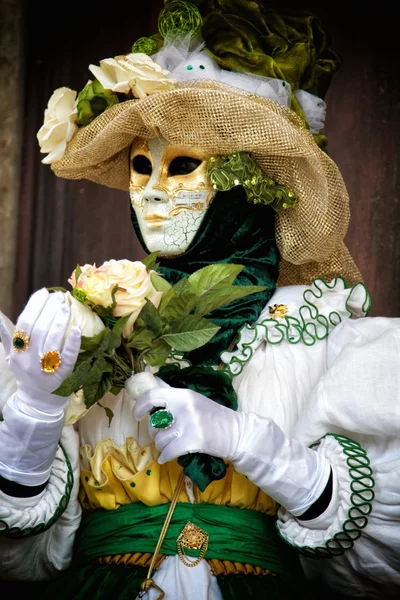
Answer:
0;0;23;319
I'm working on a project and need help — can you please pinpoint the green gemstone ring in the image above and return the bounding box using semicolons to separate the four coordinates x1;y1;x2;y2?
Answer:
149;409;174;430
12;330;30;353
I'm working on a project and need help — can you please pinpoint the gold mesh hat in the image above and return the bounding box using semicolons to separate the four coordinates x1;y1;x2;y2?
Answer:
40;1;362;286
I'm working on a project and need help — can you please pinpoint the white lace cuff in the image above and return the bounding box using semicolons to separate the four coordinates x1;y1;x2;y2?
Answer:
0;442;74;538
276;434;375;558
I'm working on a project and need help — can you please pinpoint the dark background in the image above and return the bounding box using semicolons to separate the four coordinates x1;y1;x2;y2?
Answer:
12;0;400;321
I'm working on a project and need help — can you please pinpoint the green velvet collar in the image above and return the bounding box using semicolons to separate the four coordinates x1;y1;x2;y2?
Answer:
130;188;279;366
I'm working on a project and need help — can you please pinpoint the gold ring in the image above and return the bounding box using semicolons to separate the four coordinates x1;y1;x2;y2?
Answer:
12;330;30;353
40;350;62;373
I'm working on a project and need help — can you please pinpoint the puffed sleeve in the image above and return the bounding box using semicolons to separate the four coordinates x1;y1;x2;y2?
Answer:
277;317;400;595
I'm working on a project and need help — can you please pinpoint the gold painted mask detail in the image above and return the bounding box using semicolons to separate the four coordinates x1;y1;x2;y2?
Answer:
129;137;214;215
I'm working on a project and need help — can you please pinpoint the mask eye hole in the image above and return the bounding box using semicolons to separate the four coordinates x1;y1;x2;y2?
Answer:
169;157;202;176
132;155;152;175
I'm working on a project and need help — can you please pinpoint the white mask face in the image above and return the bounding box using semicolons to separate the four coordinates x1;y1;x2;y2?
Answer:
129;137;216;256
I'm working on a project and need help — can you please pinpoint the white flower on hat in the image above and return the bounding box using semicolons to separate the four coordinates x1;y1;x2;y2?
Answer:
88;52;176;99
37;87;78;164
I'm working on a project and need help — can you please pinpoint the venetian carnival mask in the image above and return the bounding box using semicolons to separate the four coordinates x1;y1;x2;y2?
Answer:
129;136;216;256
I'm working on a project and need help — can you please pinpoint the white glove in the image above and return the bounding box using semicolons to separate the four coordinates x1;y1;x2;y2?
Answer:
133;384;330;516
0;288;81;487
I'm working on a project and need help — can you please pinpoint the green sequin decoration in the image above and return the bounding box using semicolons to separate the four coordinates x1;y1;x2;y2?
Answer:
187;65;193;70
130;482;136;488
131;37;159;56
146;470;152;476
208;152;298;212
158;0;202;39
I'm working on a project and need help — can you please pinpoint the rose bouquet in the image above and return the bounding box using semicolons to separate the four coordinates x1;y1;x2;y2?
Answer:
53;253;265;488
53;253;264;419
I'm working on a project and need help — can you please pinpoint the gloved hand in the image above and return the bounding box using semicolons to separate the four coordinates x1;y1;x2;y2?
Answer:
0;288;81;487
133;385;331;516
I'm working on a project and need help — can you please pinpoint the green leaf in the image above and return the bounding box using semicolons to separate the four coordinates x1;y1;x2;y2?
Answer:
139;299;165;336
82;357;114;407
188;264;244;296
97;402;114;427
150;271;171;292
110;385;122;396
162;315;220;351
141;339;171;367
110;284;120;313
80;329;108;353
141;251;160;271
194;285;266;317
75;264;82;282
52;359;93;396
127;328;154;350
158;277;193;314
83;374;113;408
107;316;129;348
161;292;199;321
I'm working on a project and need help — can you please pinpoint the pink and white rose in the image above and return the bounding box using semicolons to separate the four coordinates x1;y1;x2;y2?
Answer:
69;259;162;337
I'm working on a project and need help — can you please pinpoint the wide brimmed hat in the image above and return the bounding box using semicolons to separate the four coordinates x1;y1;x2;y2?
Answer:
38;1;362;286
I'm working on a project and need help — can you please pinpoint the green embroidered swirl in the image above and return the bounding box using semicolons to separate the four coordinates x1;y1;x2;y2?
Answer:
279;434;375;558
208;151;298;212
0;443;74;539
220;278;371;376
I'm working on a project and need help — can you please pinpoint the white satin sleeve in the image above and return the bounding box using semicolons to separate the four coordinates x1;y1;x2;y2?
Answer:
276;317;400;597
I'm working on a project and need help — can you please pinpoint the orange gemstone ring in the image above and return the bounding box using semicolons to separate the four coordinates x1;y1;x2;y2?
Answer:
40;350;62;373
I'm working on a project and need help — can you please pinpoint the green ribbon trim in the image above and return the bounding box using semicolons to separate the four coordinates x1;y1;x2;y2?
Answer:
221;278;371;376
75;501;299;576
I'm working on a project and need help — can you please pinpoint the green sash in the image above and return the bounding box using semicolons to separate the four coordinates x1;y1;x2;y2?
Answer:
74;501;296;577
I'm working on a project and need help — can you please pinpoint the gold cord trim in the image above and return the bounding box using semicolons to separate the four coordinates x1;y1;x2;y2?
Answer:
95;552;165;569
96;553;274;577
208;559;275;577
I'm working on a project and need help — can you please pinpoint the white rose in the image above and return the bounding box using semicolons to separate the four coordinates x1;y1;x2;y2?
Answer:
37;87;78;164
89;53;176;99
64;291;106;338
64;389;91;425
94;259;163;337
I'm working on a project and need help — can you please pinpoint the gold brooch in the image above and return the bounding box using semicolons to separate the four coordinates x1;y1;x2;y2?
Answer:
176;521;209;567
268;303;288;319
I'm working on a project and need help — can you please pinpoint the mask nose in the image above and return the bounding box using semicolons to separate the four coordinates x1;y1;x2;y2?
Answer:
143;177;169;206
